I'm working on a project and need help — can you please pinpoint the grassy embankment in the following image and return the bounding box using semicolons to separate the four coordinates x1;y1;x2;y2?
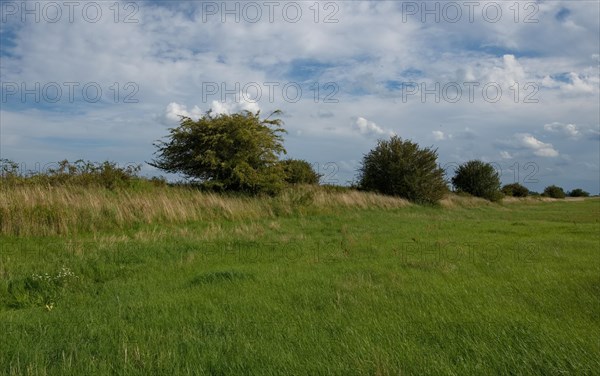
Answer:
0;183;598;375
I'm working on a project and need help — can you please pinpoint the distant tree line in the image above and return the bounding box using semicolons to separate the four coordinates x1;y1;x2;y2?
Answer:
0;159;147;189
0;110;593;202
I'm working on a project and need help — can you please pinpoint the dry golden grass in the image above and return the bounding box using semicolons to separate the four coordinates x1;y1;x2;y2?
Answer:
439;194;575;207
439;194;493;208
0;185;411;237
501;196;554;204
0;185;258;236
3;183;573;237
312;188;410;209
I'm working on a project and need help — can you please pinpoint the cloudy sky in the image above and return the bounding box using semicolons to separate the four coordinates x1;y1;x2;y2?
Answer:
1;0;599;193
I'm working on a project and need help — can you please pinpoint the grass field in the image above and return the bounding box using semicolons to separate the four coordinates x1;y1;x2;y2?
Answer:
0;186;598;375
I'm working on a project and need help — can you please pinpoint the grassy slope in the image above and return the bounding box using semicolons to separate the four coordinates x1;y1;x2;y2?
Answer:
0;187;598;375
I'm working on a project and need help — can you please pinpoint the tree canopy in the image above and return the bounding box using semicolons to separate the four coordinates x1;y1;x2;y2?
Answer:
150;110;287;194
452;160;502;201
358;136;448;204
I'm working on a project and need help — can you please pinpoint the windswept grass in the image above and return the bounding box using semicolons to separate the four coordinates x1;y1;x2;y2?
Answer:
0;185;411;236
0;182;581;237
0;197;598;375
1;180;597;374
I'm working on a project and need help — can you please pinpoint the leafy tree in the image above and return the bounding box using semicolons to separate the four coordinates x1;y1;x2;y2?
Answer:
501;183;529;197
150;110;286;195
358;136;448;204
542;185;566;199
452;160;502;201
280;159;321;185
568;188;590;197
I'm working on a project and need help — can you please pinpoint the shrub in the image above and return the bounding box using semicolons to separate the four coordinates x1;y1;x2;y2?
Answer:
542;185;566;198
0;159;141;189
501;183;529;197
150;110;286;195
568;188;590;197
281;159;321;185
451;160;502;201
358;136;448;204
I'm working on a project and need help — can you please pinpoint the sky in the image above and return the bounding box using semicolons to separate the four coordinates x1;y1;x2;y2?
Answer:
1;0;599;193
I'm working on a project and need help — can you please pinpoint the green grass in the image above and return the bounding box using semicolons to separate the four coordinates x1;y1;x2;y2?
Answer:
0;194;599;375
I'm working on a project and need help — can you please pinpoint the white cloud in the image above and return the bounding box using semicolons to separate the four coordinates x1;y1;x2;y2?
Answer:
544;122;581;138
163;100;260;124
542;73;597;95
490;54;526;86
353;117;394;137
164;102;203;123
0;1;598;192
432;131;446;141
541;75;561;89
210;100;260;116
500;151;513;159
514;133;559;157
562;73;595;94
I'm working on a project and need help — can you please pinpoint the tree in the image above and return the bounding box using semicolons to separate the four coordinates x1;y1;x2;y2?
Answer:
501;183;529;197
542;185;566;198
358;136;448;204
150;110;286;195
568;188;590;197
452;160;502;201
280;159;321;185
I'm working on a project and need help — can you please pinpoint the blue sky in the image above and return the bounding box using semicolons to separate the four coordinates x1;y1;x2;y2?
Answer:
1;0;599;193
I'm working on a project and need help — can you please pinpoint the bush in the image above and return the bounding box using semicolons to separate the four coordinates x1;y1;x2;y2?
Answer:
501;183;529;197
0;159;141;189
358;136;448;204
568;188;590;197
451;160;502;202
281;159;321;185
542;185;566;198
150;110;286;195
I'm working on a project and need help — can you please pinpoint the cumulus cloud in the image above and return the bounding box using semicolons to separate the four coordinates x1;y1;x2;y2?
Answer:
432;130;446;141
514;133;559;157
0;1;598;192
500;151;513;159
163;100;260;124
210;100;260;116
542;73;597;95
353;117;394;137
491;55;526;86
164;102;203;123
562;73;596;94
544;122;581;138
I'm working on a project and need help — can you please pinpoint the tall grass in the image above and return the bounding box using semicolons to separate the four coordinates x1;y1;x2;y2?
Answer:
1;196;598;374
1;179;571;237
0;184;411;236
